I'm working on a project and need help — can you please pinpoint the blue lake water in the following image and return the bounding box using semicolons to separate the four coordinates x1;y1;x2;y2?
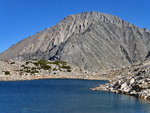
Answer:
0;79;150;113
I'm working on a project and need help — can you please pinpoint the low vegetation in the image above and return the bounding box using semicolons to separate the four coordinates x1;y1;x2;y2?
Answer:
61;65;71;70
4;71;10;75
67;69;71;72
49;61;67;66
10;62;15;64
15;59;72;75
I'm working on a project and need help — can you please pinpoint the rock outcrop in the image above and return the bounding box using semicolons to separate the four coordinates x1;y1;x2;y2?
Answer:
92;59;150;101
1;12;150;71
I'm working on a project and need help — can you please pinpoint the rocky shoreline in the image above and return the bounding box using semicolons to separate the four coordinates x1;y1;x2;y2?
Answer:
92;59;150;101
1;59;150;102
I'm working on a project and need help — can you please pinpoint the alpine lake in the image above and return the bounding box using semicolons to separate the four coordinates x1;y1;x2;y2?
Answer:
0;79;150;113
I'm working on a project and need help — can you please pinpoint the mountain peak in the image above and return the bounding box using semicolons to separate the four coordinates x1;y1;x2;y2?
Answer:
61;11;123;26
0;12;150;71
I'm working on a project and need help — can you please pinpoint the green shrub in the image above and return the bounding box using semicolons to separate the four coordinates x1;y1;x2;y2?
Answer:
61;65;71;70
31;70;39;74
21;65;25;67
31;67;36;70
19;72;23;75
4;71;10;75
26;61;30;65
67;69;71;72
41;65;51;70
25;70;31;73
33;62;39;66
53;68;57;71
24;66;30;69
33;60;51;70
50;61;66;65
10;62;15;64
36;67;41;70
20;69;23;71
38;60;47;65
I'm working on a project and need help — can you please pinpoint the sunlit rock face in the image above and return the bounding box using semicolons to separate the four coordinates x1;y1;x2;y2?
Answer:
1;12;150;71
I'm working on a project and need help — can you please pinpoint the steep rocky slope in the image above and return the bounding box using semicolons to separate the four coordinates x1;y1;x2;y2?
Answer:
1;12;150;71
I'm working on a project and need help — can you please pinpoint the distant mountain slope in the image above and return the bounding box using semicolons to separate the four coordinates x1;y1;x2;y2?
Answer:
1;12;150;71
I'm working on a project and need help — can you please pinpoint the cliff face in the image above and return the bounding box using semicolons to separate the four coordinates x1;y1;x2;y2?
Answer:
1;12;150;71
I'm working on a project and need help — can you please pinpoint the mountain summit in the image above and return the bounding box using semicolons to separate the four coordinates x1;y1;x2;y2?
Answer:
1;12;150;71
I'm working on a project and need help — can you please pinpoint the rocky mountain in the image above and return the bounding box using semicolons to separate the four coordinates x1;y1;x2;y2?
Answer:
1;12;150;71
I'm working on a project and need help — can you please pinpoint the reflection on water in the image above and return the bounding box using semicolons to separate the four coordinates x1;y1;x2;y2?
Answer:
0;79;149;113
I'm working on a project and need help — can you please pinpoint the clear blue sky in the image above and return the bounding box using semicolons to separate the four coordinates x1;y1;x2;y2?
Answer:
0;0;149;53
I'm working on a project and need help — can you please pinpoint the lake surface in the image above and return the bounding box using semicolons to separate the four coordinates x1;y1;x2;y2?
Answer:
0;79;150;113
